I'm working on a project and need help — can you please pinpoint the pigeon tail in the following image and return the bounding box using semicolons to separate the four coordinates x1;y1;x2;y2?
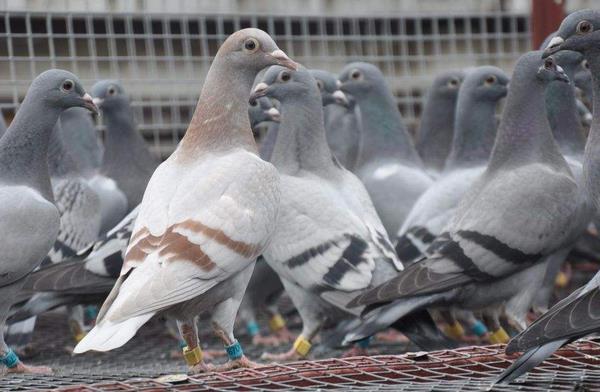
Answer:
494;339;567;384
73;312;154;353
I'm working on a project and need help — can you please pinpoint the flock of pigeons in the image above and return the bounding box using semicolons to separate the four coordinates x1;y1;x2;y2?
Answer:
1;8;600;385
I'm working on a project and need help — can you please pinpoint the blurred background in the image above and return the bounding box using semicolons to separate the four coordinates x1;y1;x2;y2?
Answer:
0;0;594;158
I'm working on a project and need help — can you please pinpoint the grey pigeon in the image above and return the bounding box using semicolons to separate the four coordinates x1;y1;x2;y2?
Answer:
91;81;160;210
309;69;361;171
338;62;433;235
249;96;280;161
0;69;97;374
497;9;600;383
250;65;452;361
343;51;585;347
395;66;508;265
74;29;296;374
59;107;128;234
415;71;465;175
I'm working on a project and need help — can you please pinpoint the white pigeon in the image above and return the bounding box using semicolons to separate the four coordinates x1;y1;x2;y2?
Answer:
74;28;296;373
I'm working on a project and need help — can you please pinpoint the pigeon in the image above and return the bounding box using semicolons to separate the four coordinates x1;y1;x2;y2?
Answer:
343;51;585;347
249;96;280;161
415;70;465;175
496;9;600;384
91;81;160;211
250;65;452;362
395;66;509;266
0;69;98;374
393;66;509;341
58;107;128;234
338;62;433;235
309;69;361;171
74;29;296;374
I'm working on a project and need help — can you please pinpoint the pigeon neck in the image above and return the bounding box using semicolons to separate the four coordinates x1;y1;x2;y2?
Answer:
0;96;60;200
545;80;585;159
48;124;82;178
259;122;279;161
355;89;422;167
101;106;152;170
416;93;456;172
270;96;337;175
445;96;497;170
177;57;258;160
582;56;600;209
487;74;566;173
60;108;102;175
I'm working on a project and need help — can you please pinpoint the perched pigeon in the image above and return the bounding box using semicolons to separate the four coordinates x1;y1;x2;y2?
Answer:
393;66;509;342
91;81;160;211
251;65;451;361
343;52;585;347
497;9;600;384
395;66;509;265
0;69;97;374
309;69;361;171
415;71;465;175
338;62;433;235
58;107;128;234
74;29;296;373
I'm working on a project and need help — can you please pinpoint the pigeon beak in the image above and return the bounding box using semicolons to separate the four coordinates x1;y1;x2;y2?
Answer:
249;82;269;104
82;93;99;115
332;90;349;107
270;49;298;71
92;97;104;108
266;107;281;123
542;36;564;58
556;65;570;83
336;80;342;89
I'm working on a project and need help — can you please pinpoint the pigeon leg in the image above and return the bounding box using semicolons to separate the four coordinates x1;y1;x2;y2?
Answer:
482;309;510;344
262;279;323;362
177;318;214;374
0;283;51;375
266;304;294;345
211;298;259;371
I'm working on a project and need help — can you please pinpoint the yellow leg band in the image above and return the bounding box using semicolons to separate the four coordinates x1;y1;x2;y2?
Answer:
74;332;87;343
555;271;569;288
292;335;312;357
443;321;465;340
183;345;203;366
269;314;286;332
489;327;510;344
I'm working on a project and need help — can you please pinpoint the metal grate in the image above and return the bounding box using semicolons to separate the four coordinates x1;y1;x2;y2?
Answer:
0;8;530;158
12;339;600;391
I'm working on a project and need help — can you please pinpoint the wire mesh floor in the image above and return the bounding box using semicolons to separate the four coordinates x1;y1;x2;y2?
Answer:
3;312;600;391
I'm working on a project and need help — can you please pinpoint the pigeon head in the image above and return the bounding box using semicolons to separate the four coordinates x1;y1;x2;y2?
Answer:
218;28;297;73
90;80;128;113
543;9;600;59
309;69;350;108
249;65;319;107
248;97;280;129
337;62;386;98
429;70;464;99
464;66;509;101
540;31;583;78
574;59;592;96
32;69;98;115
537;55;570;84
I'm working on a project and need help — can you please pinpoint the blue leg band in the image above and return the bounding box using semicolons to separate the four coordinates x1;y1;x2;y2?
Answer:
357;336;372;349
178;340;187;349
85;306;98;320
471;320;488;337
246;321;260;337
1;349;19;368
225;340;244;360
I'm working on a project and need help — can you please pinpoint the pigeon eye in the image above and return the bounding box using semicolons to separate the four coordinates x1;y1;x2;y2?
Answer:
316;80;324;90
350;70;362;80
249;100;257;107
577;20;592;35
107;86;117;96
278;71;291;82
582;59;590;69
447;78;459;87
243;38;259;53
484;75;497;85
61;79;74;92
544;57;555;70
